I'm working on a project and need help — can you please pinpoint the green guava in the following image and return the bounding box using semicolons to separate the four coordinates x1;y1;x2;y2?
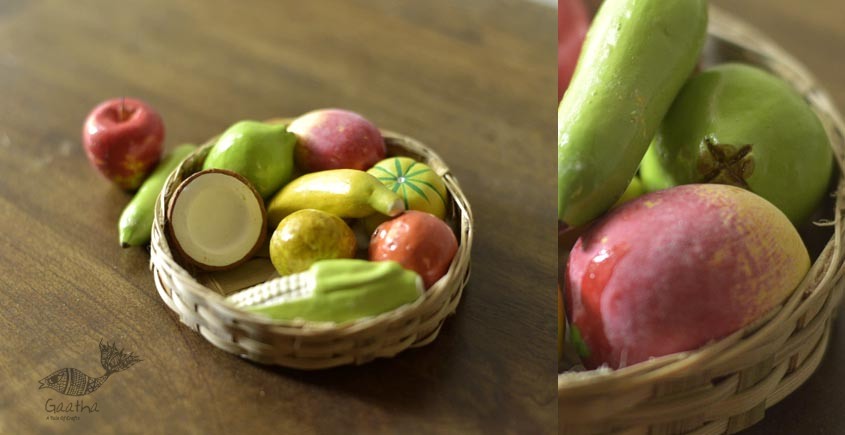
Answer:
203;121;296;198
640;63;833;225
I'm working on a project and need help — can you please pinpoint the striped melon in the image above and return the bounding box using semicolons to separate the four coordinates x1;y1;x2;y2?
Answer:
367;157;448;219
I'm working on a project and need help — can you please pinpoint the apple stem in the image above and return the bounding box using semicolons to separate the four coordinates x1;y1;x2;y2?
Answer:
119;97;126;121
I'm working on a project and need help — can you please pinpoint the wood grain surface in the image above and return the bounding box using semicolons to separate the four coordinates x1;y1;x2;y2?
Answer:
0;1;557;434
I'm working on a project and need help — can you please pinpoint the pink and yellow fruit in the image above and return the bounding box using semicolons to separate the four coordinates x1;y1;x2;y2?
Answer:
289;108;386;172
565;184;810;369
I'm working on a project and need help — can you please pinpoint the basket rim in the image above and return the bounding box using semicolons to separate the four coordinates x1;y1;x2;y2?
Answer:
558;4;845;394
150;118;474;336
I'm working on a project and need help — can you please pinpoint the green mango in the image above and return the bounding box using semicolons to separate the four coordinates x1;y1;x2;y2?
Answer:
227;259;423;324
640;63;833;225
202;121;296;198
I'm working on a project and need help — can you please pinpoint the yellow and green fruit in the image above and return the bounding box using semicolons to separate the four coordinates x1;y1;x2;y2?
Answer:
269;209;357;276
266;169;404;228
565;184;809;369
612;175;644;208
367;157;448;219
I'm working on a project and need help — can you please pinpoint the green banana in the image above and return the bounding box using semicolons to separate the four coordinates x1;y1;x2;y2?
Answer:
266;169;405;229
558;0;708;226
226;259;423;324
119;144;197;247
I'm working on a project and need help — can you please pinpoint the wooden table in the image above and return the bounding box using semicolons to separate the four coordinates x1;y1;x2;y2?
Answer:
0;1;557;434
710;2;845;433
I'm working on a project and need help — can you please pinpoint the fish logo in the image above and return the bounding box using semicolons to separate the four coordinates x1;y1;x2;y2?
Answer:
38;340;141;396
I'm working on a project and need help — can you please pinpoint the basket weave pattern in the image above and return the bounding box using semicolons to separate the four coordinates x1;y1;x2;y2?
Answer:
558;7;845;435
150;120;473;370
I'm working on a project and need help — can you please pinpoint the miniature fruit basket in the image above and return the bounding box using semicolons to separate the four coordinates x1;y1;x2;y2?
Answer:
149;118;473;370
558;7;845;434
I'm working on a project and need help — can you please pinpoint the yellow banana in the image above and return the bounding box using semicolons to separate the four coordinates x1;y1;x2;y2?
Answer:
267;169;404;228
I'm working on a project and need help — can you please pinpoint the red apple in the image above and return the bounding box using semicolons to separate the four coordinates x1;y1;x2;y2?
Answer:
82;97;165;190
289;108;386;172
565;185;810;369
369;211;458;289
559;0;589;101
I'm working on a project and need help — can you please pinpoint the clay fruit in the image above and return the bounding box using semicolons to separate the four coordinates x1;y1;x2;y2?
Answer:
269;209;357;276
565;184;809;369
82;97;165;190
289;109;386;172
558;0;708;227
367;157;448;219
227;259;423;324
119;144;197;247
640;63;833;225
167;169;266;270
202;121;296;198
266;169;404;228
369;211;458;288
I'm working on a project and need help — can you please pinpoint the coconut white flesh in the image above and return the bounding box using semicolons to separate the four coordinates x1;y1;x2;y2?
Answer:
170;172;263;268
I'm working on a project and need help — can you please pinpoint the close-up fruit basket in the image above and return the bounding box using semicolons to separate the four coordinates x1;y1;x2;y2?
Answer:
559;4;845;435
148;116;473;370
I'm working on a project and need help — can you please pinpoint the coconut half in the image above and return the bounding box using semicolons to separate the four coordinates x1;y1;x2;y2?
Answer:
167;169;267;271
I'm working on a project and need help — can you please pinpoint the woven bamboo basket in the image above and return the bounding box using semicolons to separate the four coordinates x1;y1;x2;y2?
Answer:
149;118;473;370
558;7;845;435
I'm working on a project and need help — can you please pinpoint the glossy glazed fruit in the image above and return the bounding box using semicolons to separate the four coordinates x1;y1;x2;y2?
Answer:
202;121;296;198
558;0;708;227
266;169;404;229
269;209;357;276
82;97;165;190
367;157;448;219
565;184;809;369
290;109;386;172
640;63;834;225
369;211;458;289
